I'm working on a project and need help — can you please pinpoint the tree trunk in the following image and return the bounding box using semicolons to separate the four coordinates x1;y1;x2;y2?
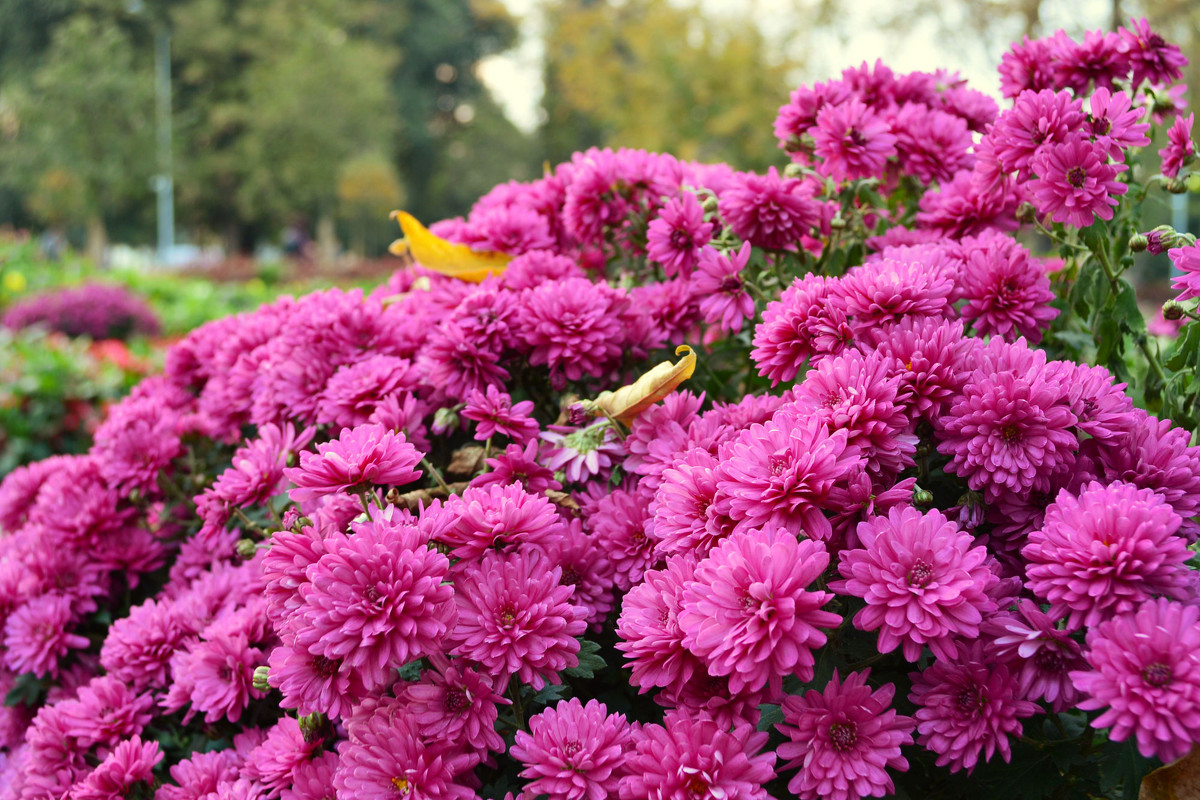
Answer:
317;213;338;269
85;215;107;267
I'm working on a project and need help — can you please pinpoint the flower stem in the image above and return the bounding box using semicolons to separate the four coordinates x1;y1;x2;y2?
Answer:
422;458;451;492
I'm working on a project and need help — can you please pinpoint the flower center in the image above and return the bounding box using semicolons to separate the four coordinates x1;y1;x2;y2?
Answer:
846;128;868;147
1034;647;1064;673
563;740;583;757
445;686;471;714
828;721;858;752
1066;166;1088;188
684;774;711;798
1143;662;1173;687
719;275;743;293
391;777;411;796
560;565;581;586
768;453;790;476
498;604;518;629
907;558;935;588
312;655;339;678
670;229;694;249
1000;423;1022;444
1093;116;1112;135
956;686;987;717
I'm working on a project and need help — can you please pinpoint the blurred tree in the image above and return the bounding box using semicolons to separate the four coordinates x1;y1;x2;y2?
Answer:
337;152;405;256
540;0;798;170
2;15;154;261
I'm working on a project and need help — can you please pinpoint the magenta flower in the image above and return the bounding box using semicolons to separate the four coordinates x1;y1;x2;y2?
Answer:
813;98;898;182
840;255;954;332
679;528;839;694
538;517;618;630
1087;88;1151;160
752;273;853;385
316;354;420;430
619;710;777;800
998;37;1056;99
450;550;587;689
892;104;974;185
832;506;996;662
984;600;1086;711
589;486;657;591
652;447;737;559
990;89;1086;177
909;642;1039;774
693;243;756;333
1023;481;1191;629
517;277;633;384
2;593;89;677
615;554;703;694
267;643;367;721
1160;113;1196;178
1048;29;1129;95
162;631;266;724
1095;408;1200;520
958;234;1058;342
1169;243;1200;303
294;519;456;690
512;698;632;800
1030;134;1128;228
285;422;423;503
1120;18;1188;89
776;670;915;800
436;482;564;560
470;440;562;494
462;384;539;445
1071;598;1200;762
71;736;161;800
865;317;973;421
646;193;714;278
718;167;822;251
402;654;509;756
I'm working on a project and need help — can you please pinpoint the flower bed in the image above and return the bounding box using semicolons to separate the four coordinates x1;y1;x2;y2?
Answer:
1;18;1199;800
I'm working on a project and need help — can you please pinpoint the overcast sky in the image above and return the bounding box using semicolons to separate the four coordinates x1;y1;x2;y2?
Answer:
479;0;1115;132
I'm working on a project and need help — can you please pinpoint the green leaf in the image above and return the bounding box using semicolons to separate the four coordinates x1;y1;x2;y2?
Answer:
530;681;570;706
757;703;783;732
4;672;46;708
1166;321;1200;372
563;638;607;679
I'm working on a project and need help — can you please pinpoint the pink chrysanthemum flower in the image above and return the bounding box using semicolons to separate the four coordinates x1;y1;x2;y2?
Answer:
1169;242;1200;303
1088;88;1151;160
294;519;456;690
402;653;509;757
615;555;703;694
752;273;853;385
1095;408;1200;520
450;550;587;690
1120;17;1188;90
984;599;1086;711
652;447;739;559
99;598;190;690
679;527;839;694
462;384;539;445
503;251;584;291
71;736;161;800
436;482;564;560
512;698;632;800
285;423;423;504
840;256;954;332
267;643;367;721
1030;133;1128;228
776;670;915;800
789;350;917;476
158;749;240;800
316;355;420;430
517;278;633;385
864;317;973;421
990;89;1086;178
90;394;183;494
892;104;974;185
197;422;313;531
1048;28;1128;95
470;441;562;494
646;193;715;278
832;506;996;662
538;518;618;630
243;717;326;795
588;486;657;591
693;243;756;333
718;167;822;251
1160;113;1196;179
620;710;776;800
334;699;475;800
656;671;767;731
541;421;625;484
958;234;1059;342
909;642;1039;774
2;593;89;677
162;632;266;724
420;318;510;402
998;37;1056;99
1023;481;1191;629
1071;598;1200;763
714;413;862;541
813;98;898;182
937;368;1078;501
284;751;338;800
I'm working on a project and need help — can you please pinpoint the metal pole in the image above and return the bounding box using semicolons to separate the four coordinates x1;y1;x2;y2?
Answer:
155;28;174;264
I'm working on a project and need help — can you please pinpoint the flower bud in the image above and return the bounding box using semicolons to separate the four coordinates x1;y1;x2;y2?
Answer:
912;487;934;506
1129;233;1149;252
252;666;271;692
783;162;806;180
1015;201;1037;224
236;538;259;560
1163;300;1185;321
299;712;329;744
701;193;720;214
1167;178;1188;194
432;406;459;435
281;507;302;531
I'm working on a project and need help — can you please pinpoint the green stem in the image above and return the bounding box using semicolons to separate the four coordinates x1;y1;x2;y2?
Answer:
421;458;450;493
1092;239;1170;387
231;506;266;535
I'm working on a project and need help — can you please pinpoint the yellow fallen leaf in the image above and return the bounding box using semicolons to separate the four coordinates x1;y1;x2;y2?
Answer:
589;345;697;426
1141;745;1200;800
389;211;512;283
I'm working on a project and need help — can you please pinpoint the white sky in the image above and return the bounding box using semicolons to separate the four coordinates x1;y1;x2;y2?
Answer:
479;0;1115;133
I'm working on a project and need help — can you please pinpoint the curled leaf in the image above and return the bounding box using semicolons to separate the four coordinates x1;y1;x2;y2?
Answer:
389;211;511;283
589;345;697;426
1141;746;1200;800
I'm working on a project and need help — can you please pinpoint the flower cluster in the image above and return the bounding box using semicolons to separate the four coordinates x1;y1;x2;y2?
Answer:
2;283;161;341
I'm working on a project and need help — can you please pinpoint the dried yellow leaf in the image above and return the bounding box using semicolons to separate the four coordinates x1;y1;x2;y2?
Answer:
591;345;697;426
389;210;511;283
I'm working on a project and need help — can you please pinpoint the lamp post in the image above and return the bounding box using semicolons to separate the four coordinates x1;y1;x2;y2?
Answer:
154;27;174;265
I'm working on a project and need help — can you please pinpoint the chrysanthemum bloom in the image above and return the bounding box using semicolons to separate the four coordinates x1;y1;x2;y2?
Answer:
284;751;338;800
813;98;898;182
832;506;996;662
892;104;974;185
619;710;776;800
789;350;917;476
714;413;862;541
403;653;509;757
2;592;89;677
586;486;658;591
512;698;632;800
60;674;155;748
99;598;190;691
1160;113;1196;179
460;203;556;254
914;165;1024;238
70;736;161;800
909;642;1039;774
646;193;715;278
285;423;423;504
958;235;1058;342
752;273;854;385
693;243;756;333
839;256;954;332
615;555;703;694
865;317;973;421
718;167;823;251
316;355;420;430
450;549;587;689
162;631;266;724
1071;598;1200;762
773;79;852;154
197;422;313;531
261;525;328;633
679;527;839;694
623;390;704;486
1087;88;1151;160
334;699;475;800
1063;362;1134;441
1120;17;1188;89
776;670;915;800
1048;28;1129;95
1095;408;1200;520
1169;242;1200;304
984;600;1086;711
517;278;634;384
436;482;564;560
470;441;562;494
243;717;326;795
998;36;1056;99
1023;481;1191;629
462;385;539;445
294;520;455;690
937;368;1078;501
267;643;367;721
90;394;183;494
541;420;626;483
652;447;740;559
420;318;511;403
502;251;584;291
538;518;618;630
1030;133;1128;228
990;89;1086;178
157;749;240;800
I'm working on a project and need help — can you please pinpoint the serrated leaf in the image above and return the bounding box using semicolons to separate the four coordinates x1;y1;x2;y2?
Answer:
1166;322;1200;371
757;703;783;732
530;681;570;706
563;638;607;679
